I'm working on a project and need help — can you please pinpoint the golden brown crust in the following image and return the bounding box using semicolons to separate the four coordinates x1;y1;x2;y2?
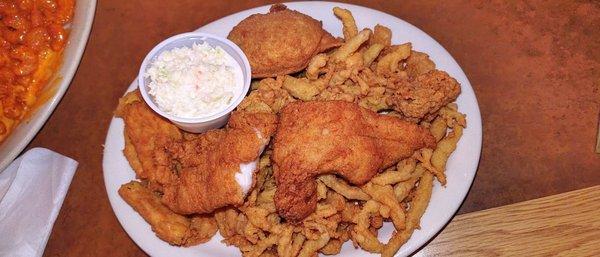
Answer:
390;70;461;120
161;111;278;214
228;4;340;78
119;181;191;245
117;90;278;215
116;90;182;186
272;101;436;221
405;51;436;79
317;31;343;53
123;133;143;174
118;181;218;246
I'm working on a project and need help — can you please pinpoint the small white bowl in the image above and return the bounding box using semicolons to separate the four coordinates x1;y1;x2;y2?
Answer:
138;32;251;133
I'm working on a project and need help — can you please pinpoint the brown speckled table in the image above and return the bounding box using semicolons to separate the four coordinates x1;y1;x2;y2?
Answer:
25;1;599;256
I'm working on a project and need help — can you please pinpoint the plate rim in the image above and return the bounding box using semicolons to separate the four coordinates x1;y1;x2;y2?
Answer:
103;1;482;256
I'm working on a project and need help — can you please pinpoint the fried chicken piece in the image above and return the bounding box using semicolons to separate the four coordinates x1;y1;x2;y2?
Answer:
115;90;182;187
228;4;341;78
118;181;218;246
390;70;461;121
161;111;278;214
272;101;436;221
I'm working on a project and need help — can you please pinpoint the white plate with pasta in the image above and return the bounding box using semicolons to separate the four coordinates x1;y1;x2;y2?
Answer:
103;2;482;256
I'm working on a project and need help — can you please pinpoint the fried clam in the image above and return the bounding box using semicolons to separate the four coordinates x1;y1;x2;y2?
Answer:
228;4;341;78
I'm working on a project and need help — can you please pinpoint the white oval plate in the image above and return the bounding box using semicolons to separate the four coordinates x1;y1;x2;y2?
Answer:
103;2;482;256
0;0;97;171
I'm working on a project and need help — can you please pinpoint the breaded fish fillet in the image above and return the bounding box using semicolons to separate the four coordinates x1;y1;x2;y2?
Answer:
272;101;436;221
115;91;181;188
118;181;218;246
116;90;278;214
161;111;278;214
228;4;341;78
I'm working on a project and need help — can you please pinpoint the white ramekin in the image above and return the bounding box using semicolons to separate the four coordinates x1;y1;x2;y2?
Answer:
138;32;251;133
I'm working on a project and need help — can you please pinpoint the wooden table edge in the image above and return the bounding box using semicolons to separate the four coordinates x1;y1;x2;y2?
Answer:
417;185;600;256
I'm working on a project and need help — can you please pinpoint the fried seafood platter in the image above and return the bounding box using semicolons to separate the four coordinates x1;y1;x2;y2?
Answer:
105;3;479;257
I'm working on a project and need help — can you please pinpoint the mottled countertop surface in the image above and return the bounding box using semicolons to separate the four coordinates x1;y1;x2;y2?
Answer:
29;1;599;256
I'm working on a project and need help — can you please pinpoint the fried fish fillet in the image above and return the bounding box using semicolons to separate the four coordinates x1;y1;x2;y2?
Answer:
228;4;341;78
115;90;181;188
272;101;436;221
161;110;278;214
119;181;218;246
117;90;278;214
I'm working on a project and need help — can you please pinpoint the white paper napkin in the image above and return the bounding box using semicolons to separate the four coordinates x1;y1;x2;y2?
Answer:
0;148;78;257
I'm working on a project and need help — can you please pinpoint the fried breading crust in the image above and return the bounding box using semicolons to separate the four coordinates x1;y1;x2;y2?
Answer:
272;101;436;221
405;51;436;79
390;70;461;120
115;91;181;187
161;111;278;214
119;181;218;246
117;90;278;215
228;4;341;78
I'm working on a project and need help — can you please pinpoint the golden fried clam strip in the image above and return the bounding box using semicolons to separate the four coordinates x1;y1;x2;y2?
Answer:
383;171;434;257
372;24;392;46
439;103;467;128
118;181;217;246
320;238;344;255
424;103;467;184
394;164;425;202
376;43;411;75
282;76;323;101
415;148;446;185
305;53;329;80
371;158;417;186
363;43;386;67
297;229;330;257
351;200;384;252
319;174;370;201
289;234;306;257
405;50;436;78
430;115;448;141
362;182;406;230
238;76;296;114
332;29;371;62
276;225;294;257
333;7;358;40
432;125;464;176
